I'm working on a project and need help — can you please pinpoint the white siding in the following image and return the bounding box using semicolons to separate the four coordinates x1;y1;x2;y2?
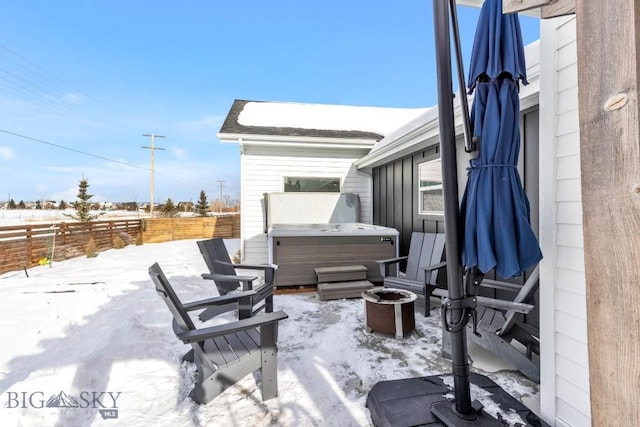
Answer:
539;16;591;426
240;143;372;264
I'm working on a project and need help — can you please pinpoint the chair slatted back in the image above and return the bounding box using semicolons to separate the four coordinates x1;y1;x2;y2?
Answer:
148;263;196;333
404;232;445;284
197;238;239;294
404;232;426;280
426;233;446;284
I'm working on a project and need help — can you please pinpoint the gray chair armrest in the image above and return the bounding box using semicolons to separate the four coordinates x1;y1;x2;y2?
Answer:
201;272;258;290
177;310;289;343
432;288;448;298
213;260;276;285
215;259;277;272
433;290;533;314
421;261;447;283
234;263;278;271
376;256;408;265
377;256;408;278
475;296;534;314
182;290;257;312
477;279;522;292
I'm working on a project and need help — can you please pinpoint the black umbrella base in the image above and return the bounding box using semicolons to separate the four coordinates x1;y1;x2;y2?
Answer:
366;373;548;427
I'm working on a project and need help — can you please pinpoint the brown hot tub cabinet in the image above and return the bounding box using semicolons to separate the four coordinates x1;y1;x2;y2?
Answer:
269;228;398;287
263;193;399;288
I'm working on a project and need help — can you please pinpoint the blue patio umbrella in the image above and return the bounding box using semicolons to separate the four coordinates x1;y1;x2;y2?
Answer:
366;1;549;424
461;0;542;278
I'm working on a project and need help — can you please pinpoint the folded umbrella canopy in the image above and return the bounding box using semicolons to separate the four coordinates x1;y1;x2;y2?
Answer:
366;1;548;425
467;0;527;91
461;0;542;278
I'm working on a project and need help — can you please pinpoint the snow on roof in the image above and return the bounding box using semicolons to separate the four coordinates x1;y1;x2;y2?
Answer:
366;107;439;155
237;100;430;136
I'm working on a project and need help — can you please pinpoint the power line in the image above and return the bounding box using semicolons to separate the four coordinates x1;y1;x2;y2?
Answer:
0;74;80;117
0;129;148;170
0;44;91;117
0;44;93;100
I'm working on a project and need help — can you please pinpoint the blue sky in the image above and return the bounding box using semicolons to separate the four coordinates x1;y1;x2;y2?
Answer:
0;1;539;204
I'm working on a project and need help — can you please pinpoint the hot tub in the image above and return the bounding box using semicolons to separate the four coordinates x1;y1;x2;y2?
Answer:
263;192;399;288
268;223;398;287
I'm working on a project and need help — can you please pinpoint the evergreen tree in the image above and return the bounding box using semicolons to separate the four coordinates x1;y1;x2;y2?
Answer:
35;200;42;209
59;200;67;210
18;200;26;209
159;197;180;218
65;177;102;222
194;190;209;217
8;199;16;209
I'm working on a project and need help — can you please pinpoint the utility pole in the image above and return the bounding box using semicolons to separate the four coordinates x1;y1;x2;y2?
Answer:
217;180;225;212
142;133;165;217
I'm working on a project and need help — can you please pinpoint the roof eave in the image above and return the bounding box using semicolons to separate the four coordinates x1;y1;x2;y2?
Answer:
456;0;541;16
218;132;378;150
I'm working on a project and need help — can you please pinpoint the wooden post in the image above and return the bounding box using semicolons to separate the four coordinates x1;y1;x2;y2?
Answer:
540;0;575;18
503;0;550;13
25;225;32;268
575;0;640;422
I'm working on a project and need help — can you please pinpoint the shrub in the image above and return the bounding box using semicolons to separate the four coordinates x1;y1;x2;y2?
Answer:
85;237;98;258
112;235;126;249
135;232;143;246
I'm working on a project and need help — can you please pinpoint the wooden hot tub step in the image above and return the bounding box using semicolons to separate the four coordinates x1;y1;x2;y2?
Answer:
317;280;373;301
273;285;317;295
314;265;368;283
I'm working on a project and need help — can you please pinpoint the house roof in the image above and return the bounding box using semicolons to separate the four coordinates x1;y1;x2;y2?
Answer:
218;99;429;144
355;40;541;169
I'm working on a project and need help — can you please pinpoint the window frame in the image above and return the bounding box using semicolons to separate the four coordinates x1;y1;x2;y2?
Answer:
417;158;444;217
282;176;342;193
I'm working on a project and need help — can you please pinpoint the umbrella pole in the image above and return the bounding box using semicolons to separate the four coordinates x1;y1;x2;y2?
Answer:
432;0;474;421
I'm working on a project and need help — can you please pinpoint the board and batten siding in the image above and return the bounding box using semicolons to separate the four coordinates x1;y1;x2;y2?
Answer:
539;15;590;427
372;143;445;257
240;144;372;264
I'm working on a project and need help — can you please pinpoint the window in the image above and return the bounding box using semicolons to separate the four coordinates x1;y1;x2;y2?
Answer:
418;159;443;215
284;177;340;192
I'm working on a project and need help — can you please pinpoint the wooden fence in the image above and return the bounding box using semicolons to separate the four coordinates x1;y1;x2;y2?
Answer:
141;215;240;243
0;214;241;275
0;219;142;275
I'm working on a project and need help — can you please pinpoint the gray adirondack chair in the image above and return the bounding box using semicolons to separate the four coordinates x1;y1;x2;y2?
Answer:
148;263;288;404
197;238;275;321
436;265;541;383
376;232;446;317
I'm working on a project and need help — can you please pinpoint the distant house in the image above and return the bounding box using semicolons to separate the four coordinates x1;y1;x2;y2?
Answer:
177;201;194;212
43;200;58;209
118;202;139;211
218;10;590;426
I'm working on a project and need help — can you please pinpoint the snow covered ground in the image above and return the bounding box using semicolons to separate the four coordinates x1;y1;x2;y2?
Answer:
0;239;540;426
